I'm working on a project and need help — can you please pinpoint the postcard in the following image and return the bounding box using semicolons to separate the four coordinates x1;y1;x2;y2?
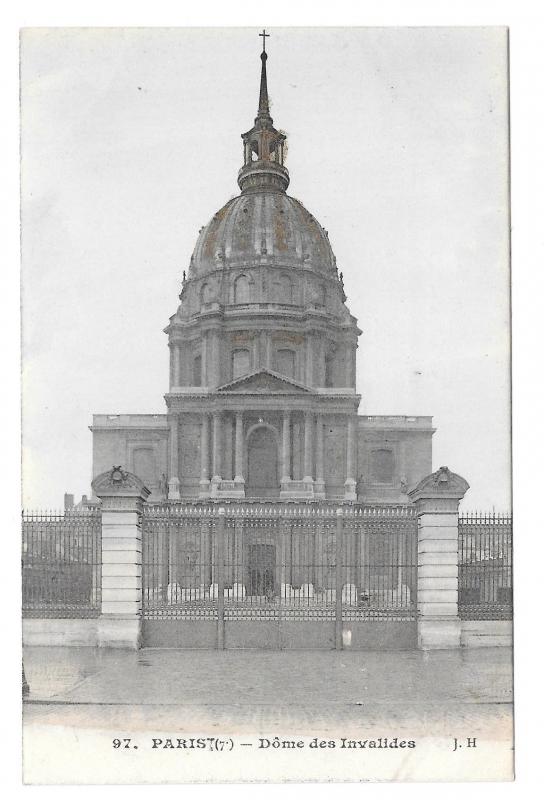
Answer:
21;26;512;783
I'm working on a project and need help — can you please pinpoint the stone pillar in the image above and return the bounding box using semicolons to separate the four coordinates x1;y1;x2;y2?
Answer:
208;330;220;388
92;467;150;649
172;344;181;387
212;411;222;482
169;344;174;388
305;334;313;386
303;411;314;484
168;414;181;500
265;333;272;369
344;415;357;501
408;466;469;650
316;335;325;386
199;413;210;497
280;411;291;490
234;412;244;484
315;414;325;498
344;343;353;387
201;331;208;387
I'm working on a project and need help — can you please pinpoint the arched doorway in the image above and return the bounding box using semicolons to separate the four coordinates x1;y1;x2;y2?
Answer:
246;426;279;498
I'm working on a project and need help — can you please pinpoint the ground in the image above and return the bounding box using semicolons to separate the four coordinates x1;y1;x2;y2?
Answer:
22;646;514;783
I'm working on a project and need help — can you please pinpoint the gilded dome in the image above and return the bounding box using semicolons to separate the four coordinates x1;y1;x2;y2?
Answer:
188;192;337;278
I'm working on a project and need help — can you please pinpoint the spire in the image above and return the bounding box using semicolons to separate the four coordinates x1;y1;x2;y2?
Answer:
238;30;290;194
258;30;271;120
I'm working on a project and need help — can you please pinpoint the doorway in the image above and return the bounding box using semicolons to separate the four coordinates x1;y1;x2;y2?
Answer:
247;544;276;598
246;426;279;498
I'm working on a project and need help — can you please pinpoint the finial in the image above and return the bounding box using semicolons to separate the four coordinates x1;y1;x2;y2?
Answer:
259;29;270;54
258;32;271;118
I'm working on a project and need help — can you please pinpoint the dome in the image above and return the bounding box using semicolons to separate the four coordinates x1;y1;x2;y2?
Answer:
188;192;337;278
174;39;350;318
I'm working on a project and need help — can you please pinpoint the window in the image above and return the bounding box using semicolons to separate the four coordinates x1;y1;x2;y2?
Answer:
370;449;394;484
200;283;211;305
193;354;202;386
233;274;250;304
232;348;250;379
275;349;295;379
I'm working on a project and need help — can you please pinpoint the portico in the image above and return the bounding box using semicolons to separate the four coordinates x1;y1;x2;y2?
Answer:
165;369;360;501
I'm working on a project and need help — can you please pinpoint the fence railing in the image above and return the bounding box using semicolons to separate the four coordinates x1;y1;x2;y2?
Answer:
22;509;102;618
458;512;512;620
142;503;418;621
21;503;513;625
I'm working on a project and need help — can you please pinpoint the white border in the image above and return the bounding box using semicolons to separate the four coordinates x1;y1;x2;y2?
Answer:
3;0;543;796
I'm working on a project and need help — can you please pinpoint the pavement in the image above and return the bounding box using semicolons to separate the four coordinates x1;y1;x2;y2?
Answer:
23;646;513;736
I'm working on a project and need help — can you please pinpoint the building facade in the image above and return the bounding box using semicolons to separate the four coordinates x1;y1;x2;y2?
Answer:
90;42;434;505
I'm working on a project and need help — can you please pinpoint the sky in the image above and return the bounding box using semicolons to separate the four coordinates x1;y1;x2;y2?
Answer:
20;26;510;511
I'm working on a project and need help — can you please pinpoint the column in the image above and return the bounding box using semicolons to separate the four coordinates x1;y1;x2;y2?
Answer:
212;412;222;482
199;413;210;497
281;411;291;486
234;412;244;483
168;414;181;500
409;466;469;650
303;411;314;484
172;344;181;387
315;414;325;498
316;335;325;386
344;343;352;387
344;415;357;500
305;334;313;386
169;345;174;388
201;331;208;387
92;467;150;649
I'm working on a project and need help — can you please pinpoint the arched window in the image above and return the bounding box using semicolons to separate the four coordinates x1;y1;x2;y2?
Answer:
232;348;251;379
233;274;250;304
200;283;211;305
192;354;202;386
275;349;296;379
370;449;394;484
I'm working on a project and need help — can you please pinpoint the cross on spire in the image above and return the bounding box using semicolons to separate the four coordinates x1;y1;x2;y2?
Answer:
259;29;270;53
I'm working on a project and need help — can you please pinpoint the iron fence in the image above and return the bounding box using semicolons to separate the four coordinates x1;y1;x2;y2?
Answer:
343;512;417;621
458;512;512;620
22;504;509;625
22;509;102;618
142;504;418;621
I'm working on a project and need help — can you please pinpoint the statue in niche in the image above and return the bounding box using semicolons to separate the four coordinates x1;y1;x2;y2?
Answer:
158;473;168;498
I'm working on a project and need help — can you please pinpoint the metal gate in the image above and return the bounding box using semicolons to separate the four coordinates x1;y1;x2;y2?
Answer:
142;504;418;649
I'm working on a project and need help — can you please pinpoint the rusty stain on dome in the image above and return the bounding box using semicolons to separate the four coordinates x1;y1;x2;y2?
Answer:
191;193;335;276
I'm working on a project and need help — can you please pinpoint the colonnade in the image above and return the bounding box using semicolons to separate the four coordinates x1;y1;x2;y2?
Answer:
167;410;358;500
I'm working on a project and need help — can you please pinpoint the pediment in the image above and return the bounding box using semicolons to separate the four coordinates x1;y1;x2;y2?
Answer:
217;369;315;394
